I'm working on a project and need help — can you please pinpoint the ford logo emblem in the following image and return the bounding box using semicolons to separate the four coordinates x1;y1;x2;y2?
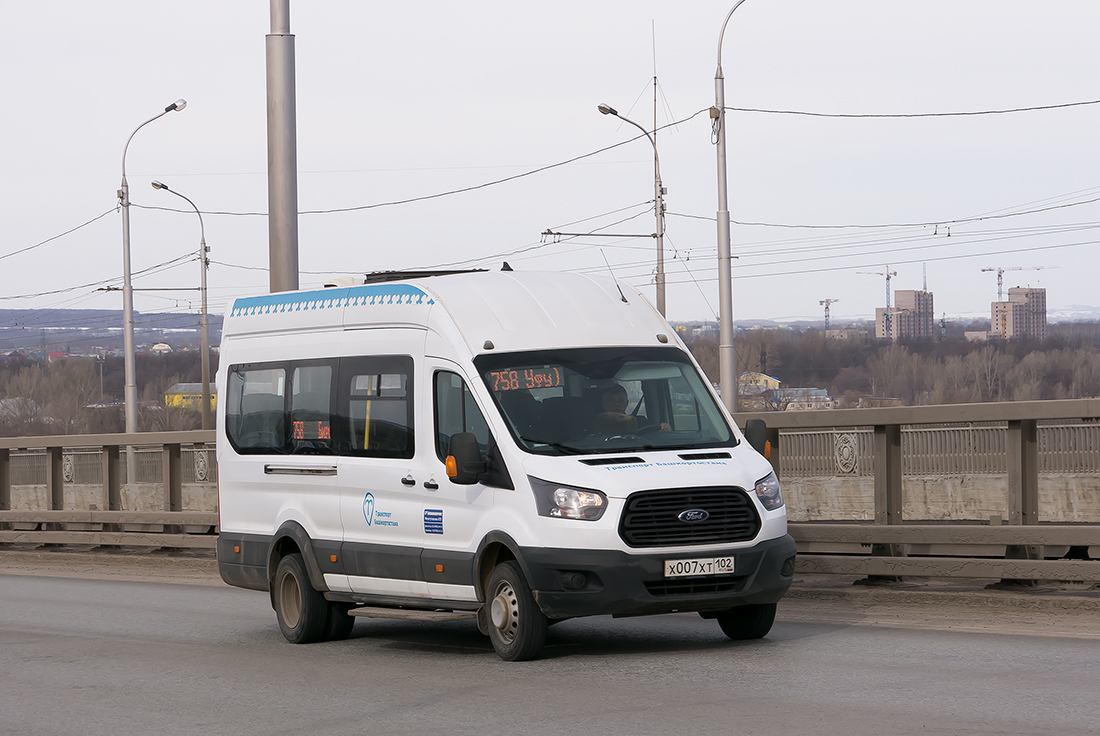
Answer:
678;509;709;523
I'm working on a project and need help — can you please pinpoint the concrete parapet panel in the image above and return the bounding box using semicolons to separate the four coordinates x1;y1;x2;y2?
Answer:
784;474;1100;523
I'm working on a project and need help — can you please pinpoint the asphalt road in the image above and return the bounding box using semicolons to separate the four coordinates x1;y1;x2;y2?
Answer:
2;565;1098;736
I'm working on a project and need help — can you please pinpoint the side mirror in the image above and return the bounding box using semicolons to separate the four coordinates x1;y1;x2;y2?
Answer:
744;419;769;457
446;433;485;485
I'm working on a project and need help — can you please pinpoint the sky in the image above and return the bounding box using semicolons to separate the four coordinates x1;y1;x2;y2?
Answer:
3;1;1099;331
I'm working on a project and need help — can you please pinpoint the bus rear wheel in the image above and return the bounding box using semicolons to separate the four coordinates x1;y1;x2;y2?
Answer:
274;553;328;644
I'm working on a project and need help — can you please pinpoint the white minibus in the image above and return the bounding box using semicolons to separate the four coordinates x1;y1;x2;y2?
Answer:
216;270;795;660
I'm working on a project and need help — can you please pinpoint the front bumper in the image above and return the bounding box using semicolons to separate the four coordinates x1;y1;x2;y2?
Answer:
520;534;796;619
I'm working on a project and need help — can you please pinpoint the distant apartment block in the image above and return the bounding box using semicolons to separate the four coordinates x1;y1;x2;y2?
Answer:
876;289;935;340
991;287;1046;340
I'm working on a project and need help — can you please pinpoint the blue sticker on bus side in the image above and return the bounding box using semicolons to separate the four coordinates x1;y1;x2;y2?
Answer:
424;509;443;535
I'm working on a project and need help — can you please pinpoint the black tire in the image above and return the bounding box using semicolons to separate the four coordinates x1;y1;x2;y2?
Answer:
273;553;328;644
716;602;777;640
486;561;548;661
324;602;355;641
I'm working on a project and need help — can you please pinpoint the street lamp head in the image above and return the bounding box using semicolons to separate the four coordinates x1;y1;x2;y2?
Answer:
166;99;187;113
151;180;168;191
597;103;617;116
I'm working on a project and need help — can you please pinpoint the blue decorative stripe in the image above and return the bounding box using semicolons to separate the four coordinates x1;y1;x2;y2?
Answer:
230;284;433;318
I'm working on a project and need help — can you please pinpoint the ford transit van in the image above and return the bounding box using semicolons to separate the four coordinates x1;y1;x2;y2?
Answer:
216;270;795;660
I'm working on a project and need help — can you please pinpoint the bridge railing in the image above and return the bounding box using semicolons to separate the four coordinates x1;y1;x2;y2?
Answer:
739;398;1100;582
0;431;217;549
3;403;1100;582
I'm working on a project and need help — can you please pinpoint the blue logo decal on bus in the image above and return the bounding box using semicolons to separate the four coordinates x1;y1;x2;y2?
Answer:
363;493;375;526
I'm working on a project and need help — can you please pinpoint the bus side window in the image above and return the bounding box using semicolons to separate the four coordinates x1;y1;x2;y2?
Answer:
226;365;287;453
339;356;414;459
434;371;490;461
289;363;335;454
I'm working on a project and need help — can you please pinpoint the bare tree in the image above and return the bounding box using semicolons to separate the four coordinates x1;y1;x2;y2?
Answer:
965;346;1012;402
868;345;921;403
45;358;99;433
0;364;49;435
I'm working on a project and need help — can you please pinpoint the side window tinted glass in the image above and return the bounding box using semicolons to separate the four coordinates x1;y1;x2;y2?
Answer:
290;364;334;454
435;371;490;461
226;365;287;453
339;357;414;459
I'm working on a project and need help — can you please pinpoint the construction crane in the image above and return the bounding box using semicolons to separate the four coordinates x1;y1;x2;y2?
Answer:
857;267;898;336
820;298;840;330
981;266;1053;301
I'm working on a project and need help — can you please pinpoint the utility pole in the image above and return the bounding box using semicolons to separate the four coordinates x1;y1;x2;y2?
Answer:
713;0;751;413
267;0;300;293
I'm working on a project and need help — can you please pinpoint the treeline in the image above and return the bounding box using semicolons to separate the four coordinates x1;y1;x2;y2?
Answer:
0;353;216;436
4;334;1100;436
685;332;1100;406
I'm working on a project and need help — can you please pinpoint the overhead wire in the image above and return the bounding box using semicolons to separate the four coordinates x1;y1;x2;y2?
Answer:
666;193;1100;230
0;207;115;263
8;95;1100;323
655;236;1099;287
724;98;1100;119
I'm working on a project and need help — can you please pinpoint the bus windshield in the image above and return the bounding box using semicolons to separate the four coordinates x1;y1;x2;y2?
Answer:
474;346;737;456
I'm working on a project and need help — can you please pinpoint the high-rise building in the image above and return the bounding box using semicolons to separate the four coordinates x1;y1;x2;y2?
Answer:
876;290;934;340
992;287;1046;340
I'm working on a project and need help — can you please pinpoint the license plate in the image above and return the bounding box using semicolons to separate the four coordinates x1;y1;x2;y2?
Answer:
664;556;735;578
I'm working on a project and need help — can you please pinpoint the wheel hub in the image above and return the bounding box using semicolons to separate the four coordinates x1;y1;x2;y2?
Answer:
279;571;302;628
490;582;518;642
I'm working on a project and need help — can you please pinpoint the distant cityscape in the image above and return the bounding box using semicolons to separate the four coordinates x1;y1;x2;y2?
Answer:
0;285;1083;365
673;286;1058;344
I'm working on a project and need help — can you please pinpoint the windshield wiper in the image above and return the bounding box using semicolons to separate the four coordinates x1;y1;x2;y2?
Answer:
519;437;587;455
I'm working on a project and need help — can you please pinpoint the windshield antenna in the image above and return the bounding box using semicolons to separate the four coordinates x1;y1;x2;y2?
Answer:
601;249;629;304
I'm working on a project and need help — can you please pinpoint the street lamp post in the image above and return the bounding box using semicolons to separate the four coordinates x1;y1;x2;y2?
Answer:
118;99;187;439
597;104;667;317
151;181;212;430
714;1;750;413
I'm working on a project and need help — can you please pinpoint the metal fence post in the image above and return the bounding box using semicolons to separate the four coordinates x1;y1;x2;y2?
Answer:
1004;419;1041;579
46;447;64;511
870;423;905;578
873;424;903;526
0;448;9;531
103;445;122;511
1007;419;1039;526
162;444;182;513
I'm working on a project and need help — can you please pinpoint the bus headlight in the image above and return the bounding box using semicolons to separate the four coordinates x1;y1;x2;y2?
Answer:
529;477;607;520
754;471;784;511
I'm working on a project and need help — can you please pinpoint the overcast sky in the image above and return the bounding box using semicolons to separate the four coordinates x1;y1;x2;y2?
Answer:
3;1;1099;328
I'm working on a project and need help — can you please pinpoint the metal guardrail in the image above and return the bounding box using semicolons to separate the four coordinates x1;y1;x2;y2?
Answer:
0;431;217;549
3;405;1100;582
741;399;1100;582
788;523;1100;581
